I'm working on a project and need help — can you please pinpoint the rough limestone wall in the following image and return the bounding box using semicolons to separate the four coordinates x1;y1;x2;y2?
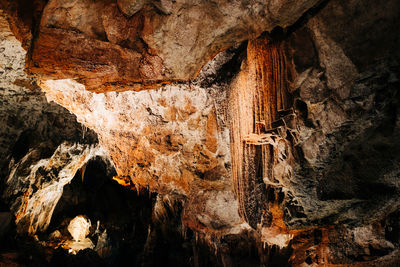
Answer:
0;10;100;235
2;0;400;265
228;0;400;264
230;36;295;230
284;0;400;229
41;50;248;235
276;0;400;265
1;0;321;91
4;142;107;234
42;80;231;196
0;10;96;180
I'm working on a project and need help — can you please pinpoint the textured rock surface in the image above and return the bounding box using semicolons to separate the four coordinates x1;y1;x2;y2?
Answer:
117;0;146;16
0;9;99;235
227;0;400;264
283;0;400;229
2;0;321;91
42;79;231;196
39;0;400;264
229;36;294;231
4;142;107;234
0;11;97;180
1;0;400;265
41;74;246;235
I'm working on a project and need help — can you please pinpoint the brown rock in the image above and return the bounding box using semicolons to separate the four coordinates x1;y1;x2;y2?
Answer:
42;79;231;195
0;0;47;50
117;0;147;17
205;110;218;154
4;0;322;91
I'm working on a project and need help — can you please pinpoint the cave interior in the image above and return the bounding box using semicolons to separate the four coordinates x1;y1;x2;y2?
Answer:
0;0;400;266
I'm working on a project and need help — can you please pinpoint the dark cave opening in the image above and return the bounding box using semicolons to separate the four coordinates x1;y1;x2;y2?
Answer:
44;156;156;266
0;148;294;267
41;157;197;267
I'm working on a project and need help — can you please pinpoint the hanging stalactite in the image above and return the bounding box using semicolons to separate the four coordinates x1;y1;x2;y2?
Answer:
229;35;293;228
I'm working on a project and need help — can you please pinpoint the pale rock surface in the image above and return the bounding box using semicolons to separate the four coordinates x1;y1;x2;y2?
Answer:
68;215;91;241
65;215;95;255
42;79;231;196
64;238;95;255
3;142;108;234
0;10;97;180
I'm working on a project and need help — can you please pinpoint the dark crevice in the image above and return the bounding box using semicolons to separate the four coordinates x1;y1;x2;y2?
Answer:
286;0;332;34
197;41;247;87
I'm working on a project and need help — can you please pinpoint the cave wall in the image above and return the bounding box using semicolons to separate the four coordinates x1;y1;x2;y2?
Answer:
40;54;247;236
226;0;400;264
1;0;400;266
0;10;102;236
0;10;97;179
284;0;400;228
4;142;107;234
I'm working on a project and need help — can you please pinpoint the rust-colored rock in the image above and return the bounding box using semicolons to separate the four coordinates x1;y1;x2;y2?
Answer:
229;35;294;229
0;0;46;50
41;79;231;197
3;0;321;91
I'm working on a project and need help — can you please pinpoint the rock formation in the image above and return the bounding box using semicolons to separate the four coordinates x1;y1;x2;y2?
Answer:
4;142;107;234
2;0;322;92
1;0;400;266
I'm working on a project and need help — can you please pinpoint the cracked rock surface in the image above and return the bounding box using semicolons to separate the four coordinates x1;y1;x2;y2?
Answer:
1;0;321;91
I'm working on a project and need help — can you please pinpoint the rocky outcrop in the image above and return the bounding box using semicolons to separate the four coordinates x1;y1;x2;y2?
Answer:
283;0;400;229
0;9;99;235
1;0;323;92
0;11;97;180
4;142;107;234
40;71;246;236
42;79;231;195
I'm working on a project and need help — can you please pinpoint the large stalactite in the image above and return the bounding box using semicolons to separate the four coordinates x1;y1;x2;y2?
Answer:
230;36;294;231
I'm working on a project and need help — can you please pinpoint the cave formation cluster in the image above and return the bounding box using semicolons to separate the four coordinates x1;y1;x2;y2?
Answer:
0;0;400;266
